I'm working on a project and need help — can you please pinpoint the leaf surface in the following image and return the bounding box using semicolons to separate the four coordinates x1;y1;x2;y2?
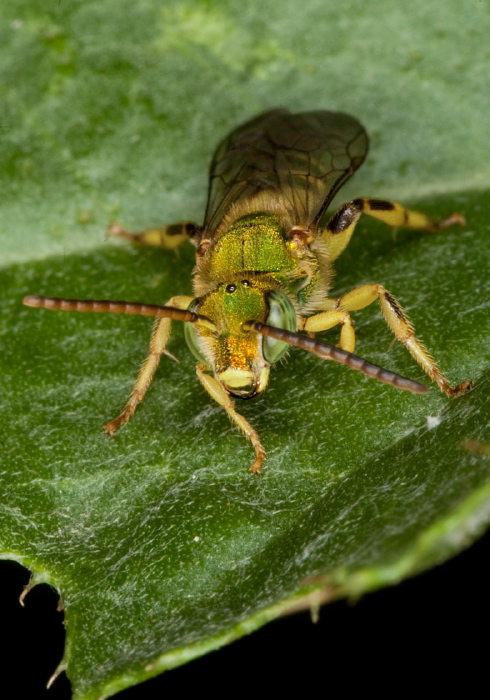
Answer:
1;2;489;698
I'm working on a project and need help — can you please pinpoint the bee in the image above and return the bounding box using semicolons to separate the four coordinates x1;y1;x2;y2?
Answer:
24;110;472;473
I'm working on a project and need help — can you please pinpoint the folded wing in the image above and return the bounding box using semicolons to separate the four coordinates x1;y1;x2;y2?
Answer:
203;109;369;235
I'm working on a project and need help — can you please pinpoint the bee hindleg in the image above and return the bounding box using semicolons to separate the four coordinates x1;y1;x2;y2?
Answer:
103;295;193;435
196;366;266;474
322;198;465;263
308;284;471;397
108;221;201;249
349;198;465;231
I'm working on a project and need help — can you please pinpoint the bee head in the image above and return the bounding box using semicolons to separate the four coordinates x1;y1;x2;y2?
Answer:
184;279;296;398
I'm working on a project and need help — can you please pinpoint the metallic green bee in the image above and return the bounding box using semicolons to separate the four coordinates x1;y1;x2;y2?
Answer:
24;110;472;472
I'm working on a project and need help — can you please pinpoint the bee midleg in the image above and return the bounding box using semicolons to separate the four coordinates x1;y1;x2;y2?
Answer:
103;295;194;435
321;284;471;397
107;221;202;249
322;198;464;263
301;306;356;353
196;366;266;474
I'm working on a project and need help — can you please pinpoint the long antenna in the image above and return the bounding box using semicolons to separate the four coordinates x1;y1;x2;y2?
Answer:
243;321;428;394
23;295;216;330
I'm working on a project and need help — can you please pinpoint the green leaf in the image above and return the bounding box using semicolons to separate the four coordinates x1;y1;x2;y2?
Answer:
1;1;489;699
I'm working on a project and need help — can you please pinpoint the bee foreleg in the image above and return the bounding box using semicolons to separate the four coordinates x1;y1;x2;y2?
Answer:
103;295;193;435
196;366;266;474
302;308;356;353
317;284;471;397
108;221;202;249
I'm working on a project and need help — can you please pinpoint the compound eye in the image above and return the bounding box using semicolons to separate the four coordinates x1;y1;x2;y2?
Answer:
262;290;296;364
184;299;208;364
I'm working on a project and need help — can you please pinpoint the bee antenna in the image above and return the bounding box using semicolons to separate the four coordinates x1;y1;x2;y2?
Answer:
243;321;428;395
23;296;216;331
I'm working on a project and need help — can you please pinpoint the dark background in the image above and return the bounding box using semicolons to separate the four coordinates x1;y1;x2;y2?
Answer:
3;529;488;698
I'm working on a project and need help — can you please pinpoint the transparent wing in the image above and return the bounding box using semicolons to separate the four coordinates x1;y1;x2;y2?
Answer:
203;109;368;234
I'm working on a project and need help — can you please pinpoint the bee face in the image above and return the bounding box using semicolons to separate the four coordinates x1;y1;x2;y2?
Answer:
184;281;296;398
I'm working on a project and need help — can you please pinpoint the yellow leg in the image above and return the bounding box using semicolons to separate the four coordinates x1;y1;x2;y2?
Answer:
196;365;266;474
322;197;465;263
302;309;356;353
306;284;471;397
103;295;193;434
108;221;201;249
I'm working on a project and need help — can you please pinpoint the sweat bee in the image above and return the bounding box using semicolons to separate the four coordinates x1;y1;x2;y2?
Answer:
24;110;472;473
